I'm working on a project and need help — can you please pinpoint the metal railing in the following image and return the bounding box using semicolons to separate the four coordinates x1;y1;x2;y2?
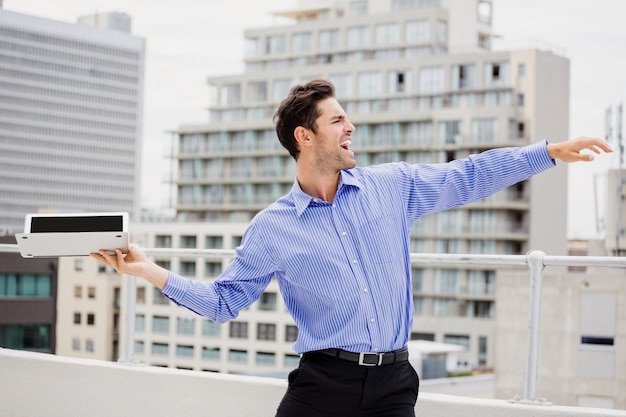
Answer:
1;243;625;405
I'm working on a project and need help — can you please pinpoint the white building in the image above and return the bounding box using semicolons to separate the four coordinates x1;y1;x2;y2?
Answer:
0;8;145;234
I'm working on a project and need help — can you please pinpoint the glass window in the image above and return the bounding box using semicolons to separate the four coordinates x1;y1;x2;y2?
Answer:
444;334;470;350
291;32;312;52
451;64;475;90
202;346;220;361
318;29;339;50
357;71;382;97
0;324;50;350
228;349;248;363
375;23;399;44
347;26;368;48
220;83;241;106
151;342;169;355
418;66;444;93
258;292;277;311
257;323;276;341
176;345;194;358
436;20;448;43
205;236;223;249
245;38;259;58
180;236;197;249
247;81;267;102
256;352;276;366
438;120;462;145
177;317;195;335
405;20;430;43
467;270;495;294
229;321;248;338
205;262;222;277
135;314;145;332
389;70;411;94
329;73;352;98
285;325;298;342
202;320;221;337
87;314;95;326
152;316;170;333
434;269;459;294
285;354;301;368
266;35;286;55
273;78;293;102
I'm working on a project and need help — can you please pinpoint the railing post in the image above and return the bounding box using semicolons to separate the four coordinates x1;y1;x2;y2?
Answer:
523;250;546;404
120;274;136;364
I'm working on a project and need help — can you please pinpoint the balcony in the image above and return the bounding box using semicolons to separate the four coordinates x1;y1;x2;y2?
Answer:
1;243;625;416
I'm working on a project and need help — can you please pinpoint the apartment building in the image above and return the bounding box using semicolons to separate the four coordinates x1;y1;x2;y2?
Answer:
0;8;145;234
167;0;569;370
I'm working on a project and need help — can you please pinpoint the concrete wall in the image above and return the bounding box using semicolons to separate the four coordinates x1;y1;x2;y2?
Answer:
2;348;625;417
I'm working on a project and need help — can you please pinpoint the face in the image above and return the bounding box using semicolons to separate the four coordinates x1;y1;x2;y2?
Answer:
309;97;356;175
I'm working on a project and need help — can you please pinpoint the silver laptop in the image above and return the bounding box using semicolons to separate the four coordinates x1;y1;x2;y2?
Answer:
15;212;130;258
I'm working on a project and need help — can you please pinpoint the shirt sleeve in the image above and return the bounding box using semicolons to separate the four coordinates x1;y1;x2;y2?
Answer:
161;221;276;323
401;139;555;222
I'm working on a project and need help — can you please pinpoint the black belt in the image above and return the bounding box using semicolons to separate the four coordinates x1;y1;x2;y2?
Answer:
315;347;409;366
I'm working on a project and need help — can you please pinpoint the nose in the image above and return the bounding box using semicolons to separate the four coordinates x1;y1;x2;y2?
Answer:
345;118;355;134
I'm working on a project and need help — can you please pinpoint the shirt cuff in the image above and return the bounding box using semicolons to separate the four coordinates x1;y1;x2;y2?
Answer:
525;139;556;174
162;271;188;302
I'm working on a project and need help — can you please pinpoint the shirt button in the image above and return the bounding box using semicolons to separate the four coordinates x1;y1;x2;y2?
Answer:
373;347;379;352
341;231;347;236
363;288;368;293
352;259;357;264
370;318;375;323
313;198;318;203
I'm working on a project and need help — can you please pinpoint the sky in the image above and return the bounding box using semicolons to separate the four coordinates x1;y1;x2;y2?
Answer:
4;0;626;239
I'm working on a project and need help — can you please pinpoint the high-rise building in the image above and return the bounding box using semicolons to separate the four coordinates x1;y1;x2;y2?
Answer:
0;8;145;234
167;0;569;370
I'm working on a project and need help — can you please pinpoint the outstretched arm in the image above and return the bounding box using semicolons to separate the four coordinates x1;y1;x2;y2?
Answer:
547;136;613;163
90;245;169;289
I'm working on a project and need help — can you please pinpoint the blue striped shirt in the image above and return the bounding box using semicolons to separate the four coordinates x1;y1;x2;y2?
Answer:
163;140;555;354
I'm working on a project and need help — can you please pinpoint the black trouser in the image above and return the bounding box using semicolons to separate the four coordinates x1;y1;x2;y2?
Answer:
275;350;419;417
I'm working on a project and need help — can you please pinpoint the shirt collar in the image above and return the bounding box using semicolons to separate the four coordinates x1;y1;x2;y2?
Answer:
290;169;363;217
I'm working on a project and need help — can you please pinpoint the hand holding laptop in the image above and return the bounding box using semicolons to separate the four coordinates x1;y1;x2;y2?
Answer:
91;245;169;289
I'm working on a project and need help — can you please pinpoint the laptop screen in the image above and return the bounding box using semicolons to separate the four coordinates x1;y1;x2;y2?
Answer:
29;215;125;233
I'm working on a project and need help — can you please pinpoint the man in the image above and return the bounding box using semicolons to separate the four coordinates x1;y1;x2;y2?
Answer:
93;79;612;416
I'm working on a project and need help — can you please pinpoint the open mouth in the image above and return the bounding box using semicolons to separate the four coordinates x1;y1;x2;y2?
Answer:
340;139;352;151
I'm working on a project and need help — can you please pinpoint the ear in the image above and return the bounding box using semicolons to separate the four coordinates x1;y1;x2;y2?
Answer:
294;126;313;149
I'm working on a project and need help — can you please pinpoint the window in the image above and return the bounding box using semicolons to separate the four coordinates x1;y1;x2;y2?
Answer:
257;323;276;341
411;269;424;292
329;73;352;98
318;29;339;51
180;235;197;249
258;292;277;311
438;120;461;145
73;312;81;324
418;66;444;93
134;341;144;354
0;274;51;297
357;71;382;96
202;347;220;361
220;83;241;106
155;235;172;248
152;316;170;333
285;354;301;368
451;64;475;90
285;325;298;342
152;343;169;356
85;340;94;353
228;349;248;363
177;317;195;335
484;62;509;87
153;287;169;305
472;118;497;143
256;352;276;366
176;345;194;358
87;313;95;326
135;314;145;332
518;63;526;77
74;285;82;298
136;287;146;304
347;26;368;48
291;32;312;52
205;262;222;277
405;20;430;43
444;334;470;350
202;320;221;337
375;22;399;44
0;324;51;350
74;259;84;271
389;70;411;93
87;286;95;299
478;336;488;366
266;35;286;55
247;81;267;102
229;321;248;339
434;269;458;294
72;338;81;351
273;78;294;102
517;93;524;106
180;261;196;276
436;20;447;43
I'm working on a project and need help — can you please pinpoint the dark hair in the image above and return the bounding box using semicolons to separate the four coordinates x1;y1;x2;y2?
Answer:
273;79;335;160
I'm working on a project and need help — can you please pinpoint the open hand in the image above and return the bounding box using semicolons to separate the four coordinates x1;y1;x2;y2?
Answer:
547;137;613;163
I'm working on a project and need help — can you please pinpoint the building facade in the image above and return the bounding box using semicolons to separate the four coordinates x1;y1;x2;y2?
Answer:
168;0;569;370
0;8;145;234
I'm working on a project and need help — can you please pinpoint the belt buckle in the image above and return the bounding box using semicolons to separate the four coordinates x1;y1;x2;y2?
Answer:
358;352;383;366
